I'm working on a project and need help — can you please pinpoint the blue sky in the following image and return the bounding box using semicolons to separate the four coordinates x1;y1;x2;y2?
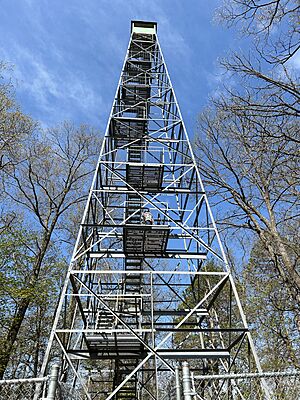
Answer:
0;0;242;134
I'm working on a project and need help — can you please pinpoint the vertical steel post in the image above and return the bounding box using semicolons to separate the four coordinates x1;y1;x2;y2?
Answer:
182;362;193;400
47;364;59;400
175;365;181;400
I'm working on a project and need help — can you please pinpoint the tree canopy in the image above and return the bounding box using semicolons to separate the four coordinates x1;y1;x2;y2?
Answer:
0;63;102;378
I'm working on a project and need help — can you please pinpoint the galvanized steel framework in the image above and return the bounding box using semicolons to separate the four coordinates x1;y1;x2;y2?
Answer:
42;21;268;400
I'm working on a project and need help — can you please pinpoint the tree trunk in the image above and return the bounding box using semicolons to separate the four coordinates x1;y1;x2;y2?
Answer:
0;233;51;378
0;298;31;379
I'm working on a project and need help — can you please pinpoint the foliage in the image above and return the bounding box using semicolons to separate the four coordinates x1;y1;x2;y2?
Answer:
194;0;300;371
0;64;102;378
0;225;66;377
0;62;36;172
241;241;300;369
196;103;299;296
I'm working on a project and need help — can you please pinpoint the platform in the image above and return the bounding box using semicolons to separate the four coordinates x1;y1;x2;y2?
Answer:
124;60;152;85
121;84;150;106
68;345;230;361
111;117;147;145
126;164;163;190
123;225;169;256
85;334;145;360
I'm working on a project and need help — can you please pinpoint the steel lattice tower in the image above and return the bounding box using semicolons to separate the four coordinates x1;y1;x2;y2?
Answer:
42;21;267;400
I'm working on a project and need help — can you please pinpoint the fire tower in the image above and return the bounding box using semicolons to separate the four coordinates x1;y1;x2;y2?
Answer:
42;21;267;400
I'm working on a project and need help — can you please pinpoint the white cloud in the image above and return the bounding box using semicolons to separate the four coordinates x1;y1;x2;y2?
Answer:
1;42;104;125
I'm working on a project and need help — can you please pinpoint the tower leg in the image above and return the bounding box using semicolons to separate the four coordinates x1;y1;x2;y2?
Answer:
175;365;182;400
47;364;59;400
182;362;193;400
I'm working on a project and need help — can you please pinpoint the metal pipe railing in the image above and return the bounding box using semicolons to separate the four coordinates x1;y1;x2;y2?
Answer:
175;365;182;400
182;362;193;400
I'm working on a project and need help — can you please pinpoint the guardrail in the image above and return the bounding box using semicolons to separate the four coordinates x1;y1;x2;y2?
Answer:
190;368;300;400
0;365;84;400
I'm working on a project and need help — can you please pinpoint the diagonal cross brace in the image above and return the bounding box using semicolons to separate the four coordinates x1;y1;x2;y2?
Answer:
71;273;175;374
103;273;230;400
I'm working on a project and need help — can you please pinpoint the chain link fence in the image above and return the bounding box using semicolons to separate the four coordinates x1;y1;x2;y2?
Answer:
0;377;46;400
0;369;299;399
0;372;85;400
191;371;300;400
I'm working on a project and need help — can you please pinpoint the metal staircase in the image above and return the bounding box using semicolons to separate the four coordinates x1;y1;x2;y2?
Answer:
41;20;269;400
